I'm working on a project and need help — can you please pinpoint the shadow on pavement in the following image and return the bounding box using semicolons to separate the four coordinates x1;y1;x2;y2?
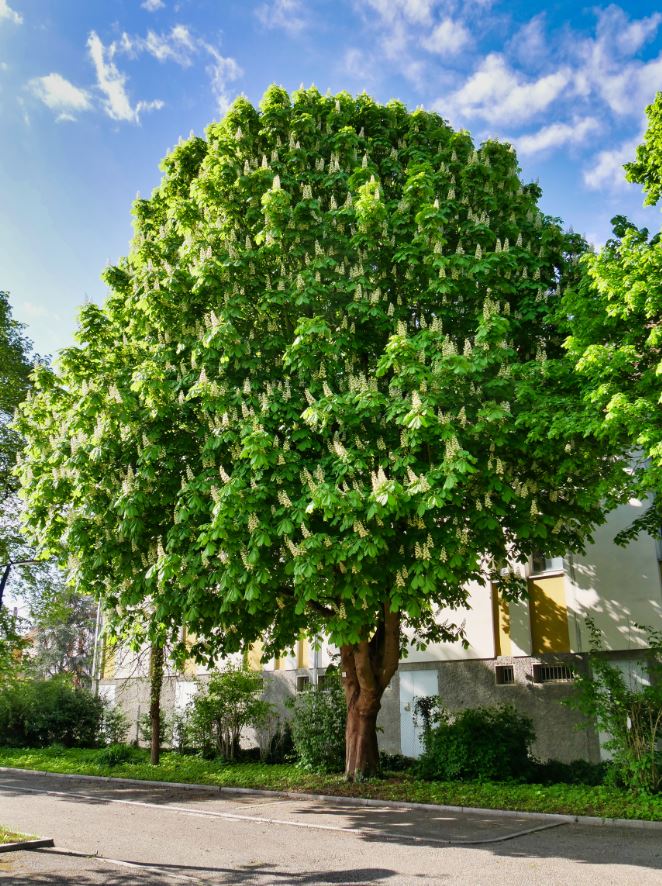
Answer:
289;800;662;871
2;771;661;877
2;848;401;885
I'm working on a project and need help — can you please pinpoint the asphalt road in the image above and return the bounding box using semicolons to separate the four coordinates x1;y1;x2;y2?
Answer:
0;769;660;885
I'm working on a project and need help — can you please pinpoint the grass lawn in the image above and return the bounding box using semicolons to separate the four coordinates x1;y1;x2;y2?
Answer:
0;826;33;845
0;746;660;822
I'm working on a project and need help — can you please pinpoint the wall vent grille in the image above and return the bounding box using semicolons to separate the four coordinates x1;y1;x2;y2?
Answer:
532;664;574;683
495;665;515;685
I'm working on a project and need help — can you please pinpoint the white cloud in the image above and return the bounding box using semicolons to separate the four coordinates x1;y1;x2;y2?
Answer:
342;47;378;84
363;0;436;26
142;0;165;10
583;136;640;191
87;31;163;123
443;53;570;125
422;18;470;56
205;45;242;115
0;0;21;25
569;7;662;118
584;53;662;119
515;117;600;156
29;73;91;121
120;24;197;66
111;24;242;117
256;0;308;35
594;5;661;57
508;13;547;68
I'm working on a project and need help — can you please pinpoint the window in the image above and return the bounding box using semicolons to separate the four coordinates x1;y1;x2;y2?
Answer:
532;663;574;683
531;552;564;575
495;665;515;685
296;675;310;692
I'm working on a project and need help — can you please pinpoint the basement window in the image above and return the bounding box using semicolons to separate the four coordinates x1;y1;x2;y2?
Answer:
296;675;310;692
495;665;515;685
532;664;575;683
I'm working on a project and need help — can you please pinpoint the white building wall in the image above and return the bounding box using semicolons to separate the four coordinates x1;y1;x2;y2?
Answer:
566;500;662;653
405;580;496;663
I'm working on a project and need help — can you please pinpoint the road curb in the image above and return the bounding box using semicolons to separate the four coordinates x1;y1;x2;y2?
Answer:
0;838;54;853
1;765;661;831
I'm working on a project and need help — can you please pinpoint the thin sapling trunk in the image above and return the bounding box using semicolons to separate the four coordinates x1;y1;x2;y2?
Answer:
149;641;165;765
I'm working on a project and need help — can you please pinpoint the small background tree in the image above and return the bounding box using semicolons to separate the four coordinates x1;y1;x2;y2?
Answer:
188;664;272;760
289;670;346;772
568;619;662;794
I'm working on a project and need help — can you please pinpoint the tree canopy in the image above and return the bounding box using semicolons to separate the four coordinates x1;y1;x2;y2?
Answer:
0;292;61;612
626;91;662;207
16;87;624;776
0;291;34;499
561;91;662;540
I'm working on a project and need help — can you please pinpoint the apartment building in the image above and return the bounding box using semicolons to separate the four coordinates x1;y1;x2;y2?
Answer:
99;497;662;762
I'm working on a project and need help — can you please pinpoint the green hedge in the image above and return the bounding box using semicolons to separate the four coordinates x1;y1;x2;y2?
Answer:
0;679;104;748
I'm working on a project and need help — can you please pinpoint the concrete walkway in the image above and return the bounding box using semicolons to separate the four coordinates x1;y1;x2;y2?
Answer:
1;769;661;884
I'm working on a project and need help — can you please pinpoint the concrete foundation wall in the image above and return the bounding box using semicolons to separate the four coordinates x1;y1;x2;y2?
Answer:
105;655;607;764
378;655;601;764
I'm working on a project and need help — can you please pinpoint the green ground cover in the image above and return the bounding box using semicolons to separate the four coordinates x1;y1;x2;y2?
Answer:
0;826;33;845
0;747;660;822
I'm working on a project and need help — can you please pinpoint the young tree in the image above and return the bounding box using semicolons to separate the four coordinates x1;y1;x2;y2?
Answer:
561;91;662;540
17;87;623;778
0;291;41;609
0;291;34;500
26;587;97;685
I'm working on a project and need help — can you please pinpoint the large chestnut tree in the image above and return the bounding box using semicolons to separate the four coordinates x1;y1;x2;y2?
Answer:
17;87;623;777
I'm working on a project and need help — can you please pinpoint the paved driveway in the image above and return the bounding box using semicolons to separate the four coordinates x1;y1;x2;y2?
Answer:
0;769;660;884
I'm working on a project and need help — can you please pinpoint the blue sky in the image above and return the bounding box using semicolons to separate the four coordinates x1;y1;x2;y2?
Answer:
1;0;661;358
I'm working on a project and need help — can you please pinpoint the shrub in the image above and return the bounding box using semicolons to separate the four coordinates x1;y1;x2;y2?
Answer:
567;618;662;794
99;703;130;746
188;664;273;760
265;720;295;764
96;743;142;766
0;678;104;747
379;752;415;773
170;708;196;753
0;609;29;683
529;758;607;786
416;702;535;782
289;672;346;773
137;711;171;747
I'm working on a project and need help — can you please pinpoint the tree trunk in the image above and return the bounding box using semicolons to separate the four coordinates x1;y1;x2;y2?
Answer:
0;563;11;609
341;605;400;781
149;642;164;766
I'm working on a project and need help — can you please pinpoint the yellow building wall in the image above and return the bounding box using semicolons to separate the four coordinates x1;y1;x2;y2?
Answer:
101;639;116;679
246;641;263;671
492;586;512;657
182;629;197;677
529;575;571;654
297;637;309;669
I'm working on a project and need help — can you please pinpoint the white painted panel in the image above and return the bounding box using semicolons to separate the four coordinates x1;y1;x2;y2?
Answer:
175;681;197;712
399;670;438;758
405;581;496;662
98;684;115;704
567;500;662;653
